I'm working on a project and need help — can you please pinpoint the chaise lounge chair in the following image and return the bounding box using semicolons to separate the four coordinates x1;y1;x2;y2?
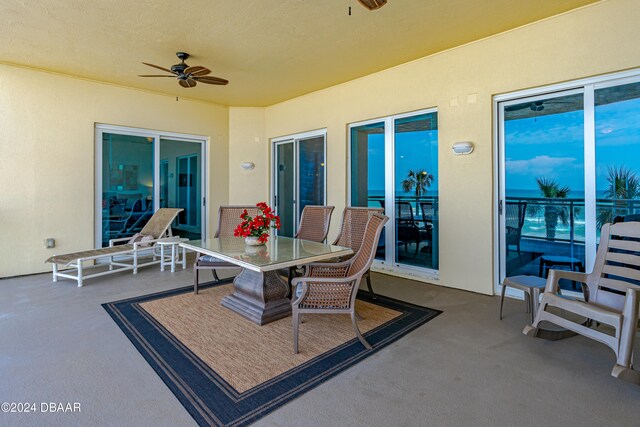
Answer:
46;208;183;287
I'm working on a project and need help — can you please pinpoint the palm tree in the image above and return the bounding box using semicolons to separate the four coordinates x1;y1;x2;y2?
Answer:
597;166;640;228
536;177;571;239
401;169;434;197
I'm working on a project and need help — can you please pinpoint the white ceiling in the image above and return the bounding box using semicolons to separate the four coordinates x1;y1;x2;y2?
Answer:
0;0;599;106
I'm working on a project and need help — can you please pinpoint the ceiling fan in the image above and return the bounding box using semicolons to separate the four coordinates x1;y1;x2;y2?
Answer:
504;99;574;113
139;52;228;88
357;0;387;10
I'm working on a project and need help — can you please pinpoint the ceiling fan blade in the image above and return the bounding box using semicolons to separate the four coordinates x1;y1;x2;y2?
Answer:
142;62;177;74
358;0;387;10
504;104;531;112
138;74;175;77
184;66;211;77
179;78;197;88
193;75;229;85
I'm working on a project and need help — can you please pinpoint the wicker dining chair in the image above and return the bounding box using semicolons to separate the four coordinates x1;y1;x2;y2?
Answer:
193;205;261;294
287;205;335;283
295;205;335;242
291;213;389;353
330;206;384;298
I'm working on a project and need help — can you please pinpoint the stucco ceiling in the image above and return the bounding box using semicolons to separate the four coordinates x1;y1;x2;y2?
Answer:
1;0;599;107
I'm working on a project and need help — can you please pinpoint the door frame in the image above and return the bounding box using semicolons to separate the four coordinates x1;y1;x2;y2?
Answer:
493;67;640;296
270;128;327;235
94;123;209;247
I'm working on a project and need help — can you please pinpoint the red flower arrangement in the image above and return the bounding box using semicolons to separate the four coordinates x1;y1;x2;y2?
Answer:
233;202;281;244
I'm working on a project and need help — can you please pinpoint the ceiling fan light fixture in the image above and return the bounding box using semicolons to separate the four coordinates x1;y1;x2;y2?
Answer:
357;0;387;11
140;52;229;88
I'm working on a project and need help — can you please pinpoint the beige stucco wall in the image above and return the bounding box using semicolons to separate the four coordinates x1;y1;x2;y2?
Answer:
0;65;229;277
228;108;268;204
243;0;639;295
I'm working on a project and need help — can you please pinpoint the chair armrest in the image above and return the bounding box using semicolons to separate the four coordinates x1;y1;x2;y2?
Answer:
304;260;351;276
291;275;361;306
545;269;588;294
133;237;164;249
109;237;131;247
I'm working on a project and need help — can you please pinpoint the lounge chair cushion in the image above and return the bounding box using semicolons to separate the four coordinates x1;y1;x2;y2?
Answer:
46;245;135;266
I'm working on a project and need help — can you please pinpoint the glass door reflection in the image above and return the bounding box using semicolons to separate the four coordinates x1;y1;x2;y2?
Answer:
159;138;203;241
501;91;586;289
595;81;640;236
298;136;325;217
101;133;154;247
394;113;438;269
274;141;296;237
350;121;386;259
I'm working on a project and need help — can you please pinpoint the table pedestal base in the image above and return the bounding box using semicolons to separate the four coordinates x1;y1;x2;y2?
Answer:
221;268;291;325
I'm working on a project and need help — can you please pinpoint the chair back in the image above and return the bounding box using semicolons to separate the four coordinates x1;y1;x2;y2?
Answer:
215;205;262;237
347;213;389;277
139;208;183;239
419;201;437;222
333;207;384;251
613;214;640;224
589;222;640;311
396;201;415;222
505;202;527;232
295;205;335;242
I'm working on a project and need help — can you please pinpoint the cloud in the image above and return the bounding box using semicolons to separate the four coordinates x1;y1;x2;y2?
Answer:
506;155;578;177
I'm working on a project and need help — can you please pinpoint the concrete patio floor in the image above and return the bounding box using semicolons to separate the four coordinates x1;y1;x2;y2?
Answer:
1;265;639;426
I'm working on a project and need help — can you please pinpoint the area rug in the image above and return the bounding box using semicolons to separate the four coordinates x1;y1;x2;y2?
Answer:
102;280;441;426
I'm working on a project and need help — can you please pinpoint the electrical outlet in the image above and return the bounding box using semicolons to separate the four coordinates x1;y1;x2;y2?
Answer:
44;238;55;248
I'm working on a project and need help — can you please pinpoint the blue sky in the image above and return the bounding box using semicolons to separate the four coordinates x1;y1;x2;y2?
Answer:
505;96;640;196
366;114;439;195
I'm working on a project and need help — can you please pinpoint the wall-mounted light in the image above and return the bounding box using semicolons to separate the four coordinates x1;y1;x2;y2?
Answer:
452;141;474;155
240;162;255;170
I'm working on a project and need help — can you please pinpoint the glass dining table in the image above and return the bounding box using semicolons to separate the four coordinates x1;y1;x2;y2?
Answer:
180;236;353;325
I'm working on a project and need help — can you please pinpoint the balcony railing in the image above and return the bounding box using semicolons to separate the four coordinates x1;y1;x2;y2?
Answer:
506;196;640;244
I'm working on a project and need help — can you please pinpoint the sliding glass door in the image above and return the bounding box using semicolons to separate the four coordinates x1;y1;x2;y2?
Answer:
96;125;207;247
497;72;640;291
272;131;326;237
595;81;640;234
160;139;203;241
350;121;386;259
500;91;585;287
350;109;439;273
274;141;296;237
100;133;155;247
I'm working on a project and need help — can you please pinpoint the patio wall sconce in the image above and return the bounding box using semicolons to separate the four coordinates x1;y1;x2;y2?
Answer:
452;141;474;155
240;162;255;170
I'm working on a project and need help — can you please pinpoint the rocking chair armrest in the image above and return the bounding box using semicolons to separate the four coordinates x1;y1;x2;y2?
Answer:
546;269;589;294
619;288;639;364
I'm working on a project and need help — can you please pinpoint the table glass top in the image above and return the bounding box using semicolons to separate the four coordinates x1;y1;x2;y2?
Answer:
181;236;352;271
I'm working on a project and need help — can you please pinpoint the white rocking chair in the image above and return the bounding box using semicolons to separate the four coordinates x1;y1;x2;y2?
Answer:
523;222;640;384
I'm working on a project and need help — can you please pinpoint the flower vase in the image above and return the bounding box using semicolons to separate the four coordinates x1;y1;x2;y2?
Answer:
245;235;266;246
